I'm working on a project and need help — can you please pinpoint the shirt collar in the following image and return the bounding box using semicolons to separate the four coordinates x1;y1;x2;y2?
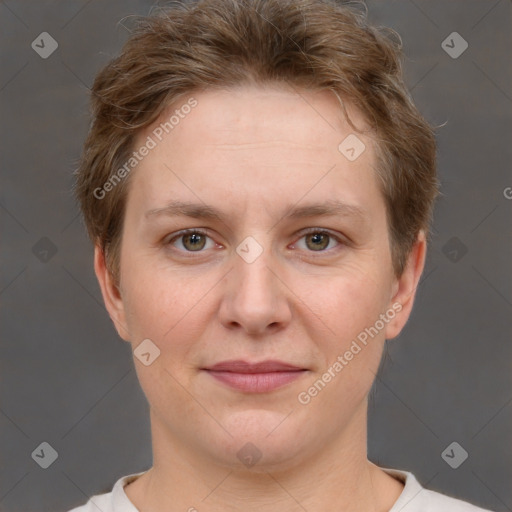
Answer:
111;467;419;511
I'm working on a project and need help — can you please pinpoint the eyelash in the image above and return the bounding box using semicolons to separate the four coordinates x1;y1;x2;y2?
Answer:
164;227;346;256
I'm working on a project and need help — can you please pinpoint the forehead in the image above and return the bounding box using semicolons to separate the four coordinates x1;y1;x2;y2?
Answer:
139;84;371;154
128;85;382;222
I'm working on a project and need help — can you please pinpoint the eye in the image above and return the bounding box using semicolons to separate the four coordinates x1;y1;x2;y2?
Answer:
164;228;345;256
166;229;216;252
293;229;343;253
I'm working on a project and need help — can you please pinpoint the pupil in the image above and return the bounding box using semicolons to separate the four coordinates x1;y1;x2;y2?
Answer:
308;233;328;251
185;233;205;251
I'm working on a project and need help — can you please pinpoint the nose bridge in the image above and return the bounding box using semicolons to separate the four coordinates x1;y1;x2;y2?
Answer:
233;234;277;302
220;233;290;333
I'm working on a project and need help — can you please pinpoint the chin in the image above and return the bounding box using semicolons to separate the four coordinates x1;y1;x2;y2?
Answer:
211;409;311;472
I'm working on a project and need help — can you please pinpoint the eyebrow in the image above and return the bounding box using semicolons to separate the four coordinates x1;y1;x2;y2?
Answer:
145;199;367;223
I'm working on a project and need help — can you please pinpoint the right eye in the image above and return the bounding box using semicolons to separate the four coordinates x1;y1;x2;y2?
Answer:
166;229;217;253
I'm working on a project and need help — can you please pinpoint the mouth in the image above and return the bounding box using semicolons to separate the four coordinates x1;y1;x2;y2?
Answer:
201;359;308;393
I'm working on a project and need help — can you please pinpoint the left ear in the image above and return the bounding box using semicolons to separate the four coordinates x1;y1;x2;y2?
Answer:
384;230;427;340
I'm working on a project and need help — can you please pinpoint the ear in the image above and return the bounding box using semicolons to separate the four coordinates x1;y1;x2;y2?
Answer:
384;231;427;340
94;244;131;342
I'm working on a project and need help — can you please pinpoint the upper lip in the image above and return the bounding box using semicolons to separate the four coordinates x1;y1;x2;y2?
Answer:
203;359;305;373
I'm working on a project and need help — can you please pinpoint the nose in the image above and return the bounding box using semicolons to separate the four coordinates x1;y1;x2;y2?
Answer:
218;243;292;336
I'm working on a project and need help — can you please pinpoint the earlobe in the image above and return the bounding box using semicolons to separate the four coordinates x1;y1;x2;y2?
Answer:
93;245;131;342
384;231;427;340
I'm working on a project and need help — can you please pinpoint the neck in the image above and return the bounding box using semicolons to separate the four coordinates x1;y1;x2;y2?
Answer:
125;400;403;512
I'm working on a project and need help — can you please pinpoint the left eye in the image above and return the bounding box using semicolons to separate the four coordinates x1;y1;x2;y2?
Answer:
294;230;342;252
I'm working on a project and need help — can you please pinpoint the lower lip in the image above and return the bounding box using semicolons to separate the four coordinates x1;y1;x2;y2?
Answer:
205;370;306;393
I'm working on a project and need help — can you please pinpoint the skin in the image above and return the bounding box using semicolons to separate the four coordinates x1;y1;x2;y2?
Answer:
94;83;426;512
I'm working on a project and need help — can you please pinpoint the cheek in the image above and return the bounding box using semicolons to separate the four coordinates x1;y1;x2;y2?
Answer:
120;256;218;349
119;263;210;407
310;266;390;341
300;275;387;409
304;267;390;392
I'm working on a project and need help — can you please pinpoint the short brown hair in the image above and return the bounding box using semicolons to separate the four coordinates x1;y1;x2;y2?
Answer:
75;0;439;285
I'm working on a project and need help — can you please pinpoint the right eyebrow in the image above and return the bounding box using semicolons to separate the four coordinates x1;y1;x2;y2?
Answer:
145;200;225;221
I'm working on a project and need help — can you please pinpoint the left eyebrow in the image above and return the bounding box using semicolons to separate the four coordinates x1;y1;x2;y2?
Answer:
283;200;367;222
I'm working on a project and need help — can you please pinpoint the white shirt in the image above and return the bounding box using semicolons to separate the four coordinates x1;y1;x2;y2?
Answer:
67;467;494;511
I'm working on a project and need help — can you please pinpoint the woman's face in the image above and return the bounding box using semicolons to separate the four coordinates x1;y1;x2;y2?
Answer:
96;84;424;471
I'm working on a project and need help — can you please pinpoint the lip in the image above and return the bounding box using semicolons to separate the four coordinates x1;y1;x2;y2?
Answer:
202;359;307;393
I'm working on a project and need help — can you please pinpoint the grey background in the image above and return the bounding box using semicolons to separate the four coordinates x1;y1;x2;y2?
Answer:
0;1;511;511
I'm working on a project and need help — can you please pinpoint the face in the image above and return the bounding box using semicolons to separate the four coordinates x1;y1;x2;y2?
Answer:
96;84;425;471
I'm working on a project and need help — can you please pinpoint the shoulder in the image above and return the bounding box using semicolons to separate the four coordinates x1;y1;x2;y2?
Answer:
64;471;146;512
66;492;113;512
416;487;495;511
382;467;495;512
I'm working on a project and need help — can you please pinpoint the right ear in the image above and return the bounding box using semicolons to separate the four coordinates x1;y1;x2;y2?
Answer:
94;244;131;342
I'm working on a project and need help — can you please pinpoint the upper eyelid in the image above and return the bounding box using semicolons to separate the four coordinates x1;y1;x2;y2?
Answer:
298;227;343;238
